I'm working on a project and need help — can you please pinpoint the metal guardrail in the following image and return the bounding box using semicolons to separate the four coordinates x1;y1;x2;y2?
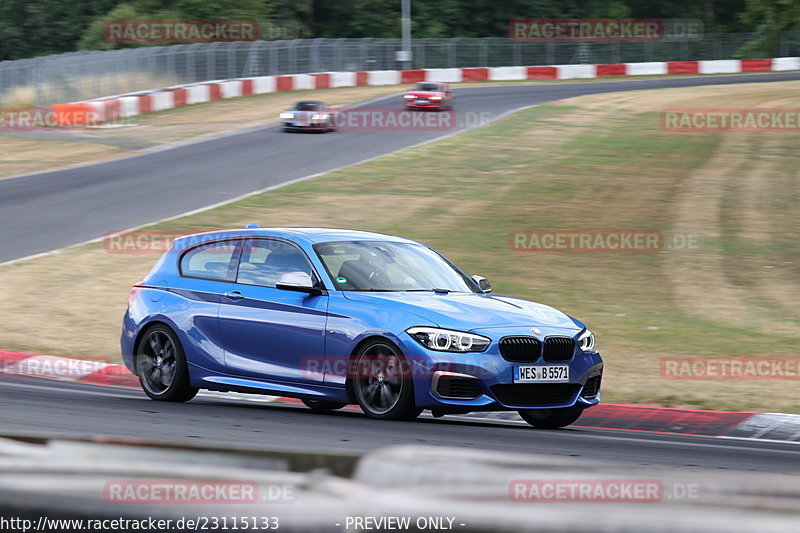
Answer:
1;34;798;106
1;437;798;532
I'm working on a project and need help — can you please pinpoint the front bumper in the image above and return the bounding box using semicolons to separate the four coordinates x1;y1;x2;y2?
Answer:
281;119;330;130
405;102;444;110
395;328;603;413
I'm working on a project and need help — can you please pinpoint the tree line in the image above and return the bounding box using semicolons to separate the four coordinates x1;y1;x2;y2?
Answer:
0;0;797;61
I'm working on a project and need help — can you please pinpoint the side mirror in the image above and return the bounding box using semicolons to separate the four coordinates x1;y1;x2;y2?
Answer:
276;272;324;295
471;275;492;293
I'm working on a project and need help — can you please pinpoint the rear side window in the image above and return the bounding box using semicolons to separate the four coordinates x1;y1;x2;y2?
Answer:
237;239;313;287
180;241;240;281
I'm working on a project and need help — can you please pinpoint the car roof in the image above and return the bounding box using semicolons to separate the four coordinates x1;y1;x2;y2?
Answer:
172;227;418;246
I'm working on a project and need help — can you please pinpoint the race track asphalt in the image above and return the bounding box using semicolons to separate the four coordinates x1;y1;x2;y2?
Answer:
1;376;799;474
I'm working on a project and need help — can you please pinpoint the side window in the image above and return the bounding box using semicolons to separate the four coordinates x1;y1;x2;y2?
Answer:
237;239;313;288
180;241;240;281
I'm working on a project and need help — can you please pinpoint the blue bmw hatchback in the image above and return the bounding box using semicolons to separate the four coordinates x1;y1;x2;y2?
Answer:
121;227;603;428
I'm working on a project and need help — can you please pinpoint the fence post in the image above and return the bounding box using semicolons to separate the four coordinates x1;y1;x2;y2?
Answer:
335;38;346;71
206;42;217;80
311;38;323;72
227;42;239;78
360;38;371;70
33;63;45;107
269;41;279;75
288;40;300;74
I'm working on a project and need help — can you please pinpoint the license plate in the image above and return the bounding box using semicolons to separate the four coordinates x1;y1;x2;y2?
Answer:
514;365;569;383
416;99;429;104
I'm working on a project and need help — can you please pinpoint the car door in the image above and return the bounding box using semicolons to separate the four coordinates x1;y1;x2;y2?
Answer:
173;238;243;373
218;238;328;384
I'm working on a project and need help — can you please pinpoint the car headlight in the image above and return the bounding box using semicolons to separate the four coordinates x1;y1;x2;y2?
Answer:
578;329;596;352
406;327;490;353
431;96;442;101
311;113;328;120
404;94;414;99
279;112;294;119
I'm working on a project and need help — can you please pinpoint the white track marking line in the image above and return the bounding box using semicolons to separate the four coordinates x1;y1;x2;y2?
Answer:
0;102;538;268
0;378;140;399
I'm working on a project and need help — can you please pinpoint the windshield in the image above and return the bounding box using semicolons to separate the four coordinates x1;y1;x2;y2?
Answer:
415;83;441;92
314;241;480;292
295;102;322;110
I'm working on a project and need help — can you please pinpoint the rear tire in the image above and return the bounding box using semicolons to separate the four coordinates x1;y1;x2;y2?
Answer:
302;399;347;411
351;340;421;421
518;406;584;429
135;325;198;402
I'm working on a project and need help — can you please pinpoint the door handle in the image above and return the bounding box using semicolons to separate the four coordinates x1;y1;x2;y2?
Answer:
224;291;244;301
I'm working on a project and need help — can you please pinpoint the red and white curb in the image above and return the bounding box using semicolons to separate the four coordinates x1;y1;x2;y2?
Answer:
0;349;135;388
2;349;798;441
60;57;800;124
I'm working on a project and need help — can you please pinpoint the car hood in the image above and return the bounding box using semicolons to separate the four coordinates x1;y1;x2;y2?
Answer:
341;292;582;331
406;91;442;98
288;110;324;115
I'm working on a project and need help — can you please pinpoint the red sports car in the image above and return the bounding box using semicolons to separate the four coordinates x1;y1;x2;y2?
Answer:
403;82;454;110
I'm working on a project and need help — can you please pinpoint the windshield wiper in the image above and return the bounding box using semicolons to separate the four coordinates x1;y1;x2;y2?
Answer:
347;288;402;292
405;288;452;294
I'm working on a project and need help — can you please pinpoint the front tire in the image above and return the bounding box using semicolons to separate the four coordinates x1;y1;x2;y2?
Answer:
518;406;584;429
351;340;421;420
135;325;198;402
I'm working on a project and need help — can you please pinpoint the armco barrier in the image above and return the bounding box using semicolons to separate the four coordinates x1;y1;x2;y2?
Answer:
51;57;800;125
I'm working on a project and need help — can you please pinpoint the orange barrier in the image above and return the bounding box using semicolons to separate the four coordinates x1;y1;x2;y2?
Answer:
51;103;100;126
